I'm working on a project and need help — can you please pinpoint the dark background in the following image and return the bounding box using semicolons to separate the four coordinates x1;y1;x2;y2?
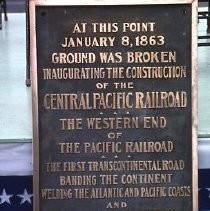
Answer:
36;4;192;211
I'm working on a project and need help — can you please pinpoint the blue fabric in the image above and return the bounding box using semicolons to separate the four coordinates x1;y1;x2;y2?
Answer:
199;169;210;210
0;176;33;211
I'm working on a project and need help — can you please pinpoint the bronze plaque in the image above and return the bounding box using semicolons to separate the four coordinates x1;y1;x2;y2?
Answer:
33;3;197;211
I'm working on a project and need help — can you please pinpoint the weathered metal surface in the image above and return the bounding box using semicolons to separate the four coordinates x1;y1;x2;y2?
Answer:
32;3;197;211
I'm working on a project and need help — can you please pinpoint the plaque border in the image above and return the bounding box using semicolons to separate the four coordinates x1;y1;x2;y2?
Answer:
30;0;198;210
